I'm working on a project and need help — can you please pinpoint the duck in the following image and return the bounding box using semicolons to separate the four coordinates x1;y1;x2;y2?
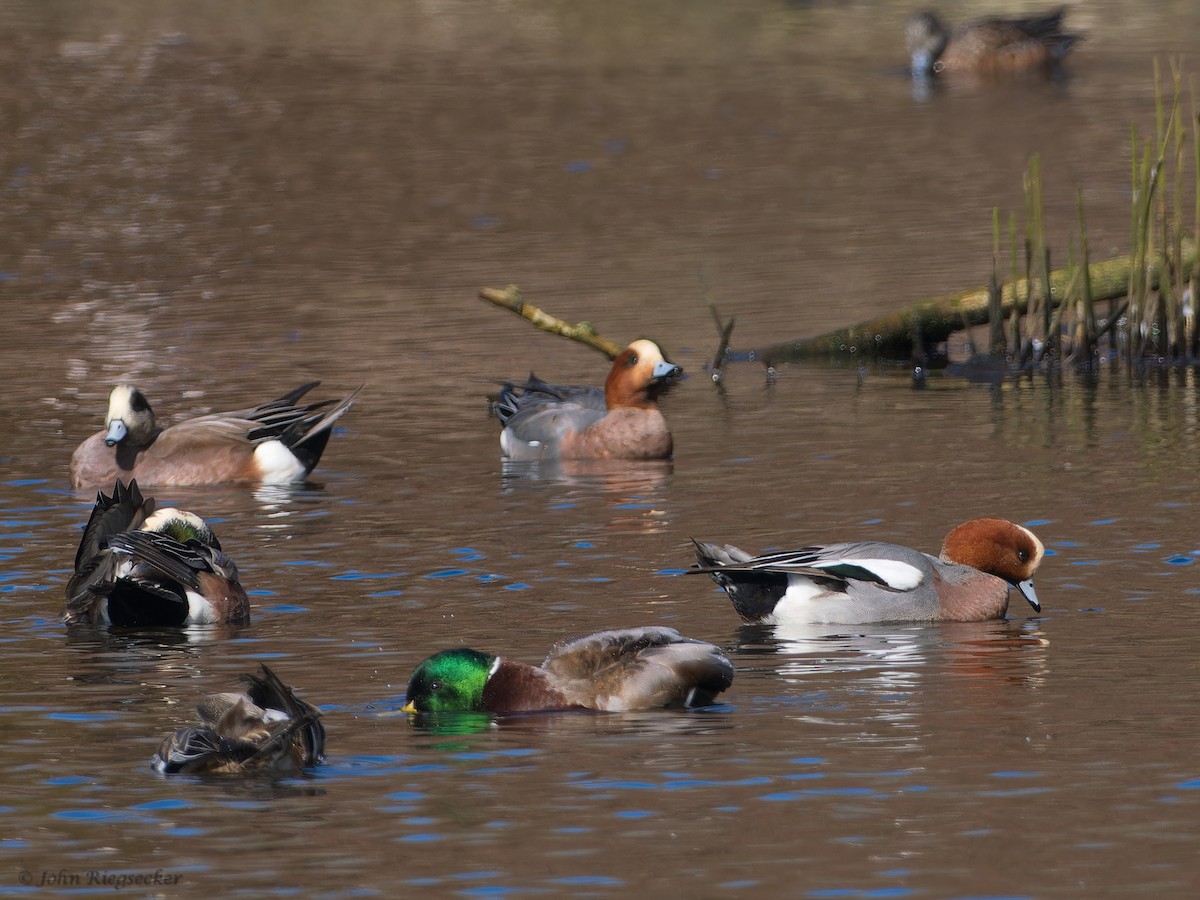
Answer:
905;7;1081;79
402;626;734;714
493;339;682;461
152;664;325;775
692;518;1044;625
63;479;251;627
70;381;360;489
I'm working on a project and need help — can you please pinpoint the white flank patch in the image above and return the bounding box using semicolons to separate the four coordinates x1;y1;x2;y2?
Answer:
254;440;306;483
185;591;220;625
771;558;928;625
500;430;539;457
771;577;833;624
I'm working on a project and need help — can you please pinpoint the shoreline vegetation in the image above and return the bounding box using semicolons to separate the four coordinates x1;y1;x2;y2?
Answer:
482;60;1198;379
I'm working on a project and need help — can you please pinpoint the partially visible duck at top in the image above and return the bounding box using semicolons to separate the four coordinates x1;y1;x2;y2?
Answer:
493;339;682;461
402;626;733;715
906;7;1081;80
70;381;361;490
64;478;250;627
692;518;1045;625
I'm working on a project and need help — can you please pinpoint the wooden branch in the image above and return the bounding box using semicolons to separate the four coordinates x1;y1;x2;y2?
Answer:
750;247;1196;364
706;299;736;383
479;285;623;359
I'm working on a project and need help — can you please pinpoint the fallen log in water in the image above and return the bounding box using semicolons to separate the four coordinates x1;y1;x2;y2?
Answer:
750;248;1195;364
479;243;1196;370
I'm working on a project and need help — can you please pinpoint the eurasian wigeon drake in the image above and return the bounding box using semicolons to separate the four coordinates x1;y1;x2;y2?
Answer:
906;7;1081;79
152;665;325;775
402;626;733;714
70;381;360;490
64;479;250;627
692;518;1045;625
493;339;682;461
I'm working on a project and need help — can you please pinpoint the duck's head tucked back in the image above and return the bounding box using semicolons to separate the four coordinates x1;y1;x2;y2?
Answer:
940;517;1044;609
604;339;682;410
104;384;158;449
141;506;221;548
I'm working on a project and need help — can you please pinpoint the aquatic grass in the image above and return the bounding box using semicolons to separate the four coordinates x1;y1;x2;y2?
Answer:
992;59;1198;370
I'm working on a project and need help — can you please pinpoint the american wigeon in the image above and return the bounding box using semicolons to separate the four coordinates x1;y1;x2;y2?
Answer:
493;339;682;461
906;7;1081;78
64;479;250;627
692;518;1045;625
402;626;734;714
70;381;360;489
152;665;325;775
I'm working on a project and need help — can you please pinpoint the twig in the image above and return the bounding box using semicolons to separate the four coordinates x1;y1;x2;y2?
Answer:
478;285;623;359
707;300;736;383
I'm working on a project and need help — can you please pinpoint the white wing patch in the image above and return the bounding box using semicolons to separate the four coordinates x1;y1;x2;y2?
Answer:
807;557;926;590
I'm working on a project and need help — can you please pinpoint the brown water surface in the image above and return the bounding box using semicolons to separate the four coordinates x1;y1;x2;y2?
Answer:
3;1;1200;896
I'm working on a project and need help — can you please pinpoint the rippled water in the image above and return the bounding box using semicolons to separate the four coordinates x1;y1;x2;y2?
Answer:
4;0;1200;897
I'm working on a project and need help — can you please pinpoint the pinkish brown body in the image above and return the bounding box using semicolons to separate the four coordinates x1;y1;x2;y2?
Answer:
693;517;1045;625
906;7;1080;79
494;339;682;461
70;382;358;490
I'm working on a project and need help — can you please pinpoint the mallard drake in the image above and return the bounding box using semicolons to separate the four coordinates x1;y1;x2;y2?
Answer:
152;665;325;774
693;517;1045;625
63;479;250;627
402;626;733;714
70;381;360;489
493;340;682;461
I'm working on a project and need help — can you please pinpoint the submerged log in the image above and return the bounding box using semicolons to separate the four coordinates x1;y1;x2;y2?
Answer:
751;248;1195;364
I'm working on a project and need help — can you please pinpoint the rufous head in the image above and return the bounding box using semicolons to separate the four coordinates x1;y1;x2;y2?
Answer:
603;339;682;409
940;518;1044;611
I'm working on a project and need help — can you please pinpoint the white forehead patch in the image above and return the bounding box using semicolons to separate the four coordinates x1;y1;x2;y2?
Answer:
106;384;139;422
141;507;207;533
627;339;664;364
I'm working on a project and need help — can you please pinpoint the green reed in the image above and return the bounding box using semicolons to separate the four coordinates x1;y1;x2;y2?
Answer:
996;59;1197;369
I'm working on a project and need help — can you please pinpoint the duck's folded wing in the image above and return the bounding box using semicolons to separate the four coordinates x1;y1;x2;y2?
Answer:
501;400;606;449
241;665;325;763
152;726;248;774
541;626;683;676
696;541;930;591
493;376;605;423
105;530;215;589
156;415;260;447
244;710;325;768
71;480;155;576
542;626;733;710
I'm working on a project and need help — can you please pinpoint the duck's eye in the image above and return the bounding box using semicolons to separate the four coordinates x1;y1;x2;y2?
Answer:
1017;549;1029;562
429;681;442;692
626;354;638;367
